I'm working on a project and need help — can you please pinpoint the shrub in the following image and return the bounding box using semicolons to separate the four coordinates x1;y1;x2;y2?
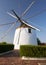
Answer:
1;42;7;44
0;44;14;53
20;45;46;57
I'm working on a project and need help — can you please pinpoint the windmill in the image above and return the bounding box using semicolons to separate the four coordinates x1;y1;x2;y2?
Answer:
0;1;46;49
7;1;40;49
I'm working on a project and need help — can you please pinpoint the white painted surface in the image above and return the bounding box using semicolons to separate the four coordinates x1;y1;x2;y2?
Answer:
13;27;37;49
21;56;46;60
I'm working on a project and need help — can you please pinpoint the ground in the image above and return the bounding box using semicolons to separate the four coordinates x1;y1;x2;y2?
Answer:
0;50;46;65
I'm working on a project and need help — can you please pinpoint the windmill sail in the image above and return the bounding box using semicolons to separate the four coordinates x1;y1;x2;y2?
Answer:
21;20;40;31
21;1;35;17
7;12;17;19
8;10;40;31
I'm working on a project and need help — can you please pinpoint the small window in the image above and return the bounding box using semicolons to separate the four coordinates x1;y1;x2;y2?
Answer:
28;28;31;33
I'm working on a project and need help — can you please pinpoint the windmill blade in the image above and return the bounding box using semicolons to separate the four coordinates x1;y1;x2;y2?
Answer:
7;1;35;22
7;10;40;31
11;10;20;20
25;8;46;20
0;22;17;40
0;22;15;27
22;20;40;31
10;1;35;19
7;12;17;19
21;1;35;17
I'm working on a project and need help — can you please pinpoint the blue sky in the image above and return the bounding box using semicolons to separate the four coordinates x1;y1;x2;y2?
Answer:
0;0;46;43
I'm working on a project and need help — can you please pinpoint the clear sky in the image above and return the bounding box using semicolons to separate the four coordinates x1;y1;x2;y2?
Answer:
0;0;46;43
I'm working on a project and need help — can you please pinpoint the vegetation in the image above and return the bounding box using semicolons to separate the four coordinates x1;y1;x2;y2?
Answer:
0;42;7;44
20;45;46;57
37;38;41;45
37;38;46;45
0;44;14;53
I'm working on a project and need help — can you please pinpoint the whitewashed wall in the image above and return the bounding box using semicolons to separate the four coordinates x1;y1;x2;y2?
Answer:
13;27;37;49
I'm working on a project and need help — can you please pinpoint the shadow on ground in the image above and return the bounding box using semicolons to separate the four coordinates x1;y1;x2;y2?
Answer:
0;50;20;57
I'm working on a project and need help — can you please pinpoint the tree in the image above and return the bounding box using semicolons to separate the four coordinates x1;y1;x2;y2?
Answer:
37;38;41;45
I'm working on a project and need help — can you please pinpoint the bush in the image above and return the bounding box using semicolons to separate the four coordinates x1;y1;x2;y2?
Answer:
1;42;7;44
20;45;46;57
0;44;14;53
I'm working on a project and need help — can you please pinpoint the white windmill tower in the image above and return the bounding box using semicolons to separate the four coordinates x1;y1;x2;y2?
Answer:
10;10;40;49
7;1;40;49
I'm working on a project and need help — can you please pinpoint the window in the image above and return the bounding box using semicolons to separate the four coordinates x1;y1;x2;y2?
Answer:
28;28;31;33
